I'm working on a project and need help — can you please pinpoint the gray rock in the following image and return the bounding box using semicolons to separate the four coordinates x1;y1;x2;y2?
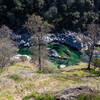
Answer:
55;86;94;100
11;54;31;63
49;31;92;51
59;65;66;68
50;49;60;57
43;36;53;43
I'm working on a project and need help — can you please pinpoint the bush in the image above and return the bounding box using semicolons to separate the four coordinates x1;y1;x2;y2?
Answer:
8;74;22;82
37;60;58;74
23;92;54;100
92;58;100;69
75;93;100;100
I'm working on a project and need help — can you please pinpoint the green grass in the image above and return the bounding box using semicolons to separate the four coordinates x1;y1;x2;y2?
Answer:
8;74;23;82
23;93;100;100
0;92;14;100
75;93;100;100
18;43;81;67
81;67;100;76
48;43;81;66
23;92;54;100
85;68;100;76
18;47;32;56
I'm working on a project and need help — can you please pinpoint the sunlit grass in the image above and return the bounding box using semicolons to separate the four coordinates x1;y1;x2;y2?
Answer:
23;92;54;100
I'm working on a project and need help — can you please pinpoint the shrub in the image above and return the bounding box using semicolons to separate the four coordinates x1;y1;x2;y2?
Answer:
37;60;58;74
0;25;17;71
75;93;100;100
8;74;22;82
23;92;54;100
92;58;100;69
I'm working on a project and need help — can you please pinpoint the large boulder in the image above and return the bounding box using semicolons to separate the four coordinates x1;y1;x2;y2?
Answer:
59;65;66;69
49;31;92;51
11;54;31;63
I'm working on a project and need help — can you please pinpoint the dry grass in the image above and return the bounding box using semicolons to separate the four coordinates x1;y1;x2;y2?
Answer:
0;62;100;100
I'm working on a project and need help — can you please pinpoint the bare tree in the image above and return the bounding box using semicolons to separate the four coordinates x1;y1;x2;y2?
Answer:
0;25;12;38
24;14;54;71
83;24;100;70
0;38;17;71
0;25;17;71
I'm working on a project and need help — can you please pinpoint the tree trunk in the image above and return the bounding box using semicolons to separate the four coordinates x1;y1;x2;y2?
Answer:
38;43;42;71
87;46;95;70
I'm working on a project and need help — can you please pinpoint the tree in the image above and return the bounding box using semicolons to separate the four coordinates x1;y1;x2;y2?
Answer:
0;25;12;38
24;14;54;71
0;38;17;71
0;25;17;71
83;24;100;70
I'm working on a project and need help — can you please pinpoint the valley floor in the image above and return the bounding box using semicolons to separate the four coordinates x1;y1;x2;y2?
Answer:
0;62;100;100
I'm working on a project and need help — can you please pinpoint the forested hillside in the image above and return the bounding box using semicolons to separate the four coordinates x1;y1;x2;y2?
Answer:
0;0;100;100
0;0;100;31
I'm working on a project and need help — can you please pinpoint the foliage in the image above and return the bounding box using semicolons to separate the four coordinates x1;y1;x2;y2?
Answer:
0;25;17;71
24;14;53;70
8;74;23;82
82;24;100;70
37;62;58;74
23;92;54;100
48;43;80;66
75;93;100;100
18;47;32;56
93;58;100;69
82;67;100;76
0;0;100;30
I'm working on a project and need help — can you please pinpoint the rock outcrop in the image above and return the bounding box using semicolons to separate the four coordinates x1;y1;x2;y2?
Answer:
55;86;94;100
14;29;92;51
11;54;31;63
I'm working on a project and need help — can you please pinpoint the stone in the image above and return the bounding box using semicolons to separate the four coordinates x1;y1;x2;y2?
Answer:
11;54;31;63
43;36;53;43
65;50;71;56
55;86;94;100
13;29;93;51
49;31;92;51
59;65;66;68
50;49;60;57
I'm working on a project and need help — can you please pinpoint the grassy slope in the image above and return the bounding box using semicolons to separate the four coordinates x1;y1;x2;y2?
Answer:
18;47;32;56
0;62;100;100
48;43;81;66
18;43;81;67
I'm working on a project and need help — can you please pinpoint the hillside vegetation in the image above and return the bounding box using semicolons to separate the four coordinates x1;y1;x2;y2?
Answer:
0;0;100;31
0;62;100;100
0;0;100;100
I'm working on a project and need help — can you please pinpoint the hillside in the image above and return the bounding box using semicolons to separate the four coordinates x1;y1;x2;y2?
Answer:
0;0;100;100
0;0;100;31
0;62;100;100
